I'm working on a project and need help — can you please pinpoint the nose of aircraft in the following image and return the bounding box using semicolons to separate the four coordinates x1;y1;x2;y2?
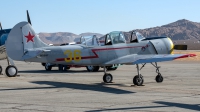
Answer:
167;37;174;54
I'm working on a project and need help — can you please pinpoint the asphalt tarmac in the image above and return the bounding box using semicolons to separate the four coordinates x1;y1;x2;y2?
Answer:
0;60;199;112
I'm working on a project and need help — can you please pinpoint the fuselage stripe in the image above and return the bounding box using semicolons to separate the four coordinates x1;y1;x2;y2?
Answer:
56;45;144;61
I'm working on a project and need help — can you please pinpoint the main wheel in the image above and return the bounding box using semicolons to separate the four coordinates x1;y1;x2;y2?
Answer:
58;64;64;71
103;73;113;83
64;66;70;71
155;73;163;83
45;63;52;71
86;66;100;72
0;65;2;74
133;75;144;86
5;65;18;77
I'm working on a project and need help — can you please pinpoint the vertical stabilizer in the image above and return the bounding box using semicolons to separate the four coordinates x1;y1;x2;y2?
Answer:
5;22;48;61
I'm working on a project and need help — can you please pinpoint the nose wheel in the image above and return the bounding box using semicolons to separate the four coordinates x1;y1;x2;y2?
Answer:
156;73;163;83
151;62;164;83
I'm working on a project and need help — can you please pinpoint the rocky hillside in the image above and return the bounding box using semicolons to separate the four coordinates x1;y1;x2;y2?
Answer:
39;32;103;44
38;19;200;44
133;19;200;40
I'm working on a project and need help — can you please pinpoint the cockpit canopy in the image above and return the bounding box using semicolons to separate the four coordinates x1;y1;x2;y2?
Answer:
130;31;146;43
80;35;101;46
105;31;126;45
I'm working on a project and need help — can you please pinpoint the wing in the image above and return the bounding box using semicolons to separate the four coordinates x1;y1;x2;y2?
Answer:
104;54;196;65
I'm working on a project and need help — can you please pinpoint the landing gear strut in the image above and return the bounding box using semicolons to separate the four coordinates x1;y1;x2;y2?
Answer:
133;64;144;86
151;62;163;83
103;66;113;83
0;65;2;75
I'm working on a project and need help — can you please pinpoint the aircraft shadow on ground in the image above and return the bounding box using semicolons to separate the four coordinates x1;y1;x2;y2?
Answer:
0;81;134;94
154;101;200;111
18;69;104;74
86;101;200;112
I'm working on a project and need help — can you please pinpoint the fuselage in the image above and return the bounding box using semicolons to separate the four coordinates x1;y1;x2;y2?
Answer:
27;37;173;66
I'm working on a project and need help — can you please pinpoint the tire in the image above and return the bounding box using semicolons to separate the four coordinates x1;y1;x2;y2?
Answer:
103;73;113;83
86;66;100;72
133;75;143;86
5;65;18;77
58;64;64;71
0;65;2;74
64;66;70;71
41;63;46;66
155;74;163;83
45;63;52;71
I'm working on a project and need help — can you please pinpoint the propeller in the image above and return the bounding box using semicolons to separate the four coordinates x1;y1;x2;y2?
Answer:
0;22;2;30
174;45;187;50
27;10;32;25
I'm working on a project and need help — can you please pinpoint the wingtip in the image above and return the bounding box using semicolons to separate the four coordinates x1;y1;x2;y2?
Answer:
175;53;197;59
188;54;197;57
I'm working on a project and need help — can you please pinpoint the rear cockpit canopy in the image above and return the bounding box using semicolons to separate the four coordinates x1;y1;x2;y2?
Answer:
105;31;126;45
80;35;101;46
130;31;146;43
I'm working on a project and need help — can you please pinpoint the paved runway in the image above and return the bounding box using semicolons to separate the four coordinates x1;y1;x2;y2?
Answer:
0;60;200;112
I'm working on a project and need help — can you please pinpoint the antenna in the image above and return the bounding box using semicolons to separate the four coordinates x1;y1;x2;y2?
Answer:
0;22;2;30
27;10;32;25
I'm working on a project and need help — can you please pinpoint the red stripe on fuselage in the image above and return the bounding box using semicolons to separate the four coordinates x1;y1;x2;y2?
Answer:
56;46;143;61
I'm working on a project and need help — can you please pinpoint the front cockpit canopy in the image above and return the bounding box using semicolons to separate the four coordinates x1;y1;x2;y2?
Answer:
105;31;126;45
130;31;146;43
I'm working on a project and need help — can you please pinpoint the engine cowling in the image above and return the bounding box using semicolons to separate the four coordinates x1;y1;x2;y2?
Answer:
150;37;174;54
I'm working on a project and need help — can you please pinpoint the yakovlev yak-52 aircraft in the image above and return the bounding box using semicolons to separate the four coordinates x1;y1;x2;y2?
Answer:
5;21;196;86
0;11;32;76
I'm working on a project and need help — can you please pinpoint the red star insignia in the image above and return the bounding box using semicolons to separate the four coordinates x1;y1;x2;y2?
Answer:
25;32;35;42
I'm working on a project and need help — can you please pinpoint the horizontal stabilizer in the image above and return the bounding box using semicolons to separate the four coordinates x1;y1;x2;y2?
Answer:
174;45;187;50
22;49;50;60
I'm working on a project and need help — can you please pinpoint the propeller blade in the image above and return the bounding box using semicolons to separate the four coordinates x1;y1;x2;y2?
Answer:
174;45;187;50
27;10;32;25
0;22;2;30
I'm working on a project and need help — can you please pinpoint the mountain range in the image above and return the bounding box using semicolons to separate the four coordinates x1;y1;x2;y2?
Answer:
38;19;200;44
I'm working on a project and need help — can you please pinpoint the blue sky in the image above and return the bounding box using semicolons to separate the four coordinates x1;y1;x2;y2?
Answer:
0;0;200;34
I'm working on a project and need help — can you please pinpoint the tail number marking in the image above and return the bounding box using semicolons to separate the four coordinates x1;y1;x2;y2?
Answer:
64;50;81;62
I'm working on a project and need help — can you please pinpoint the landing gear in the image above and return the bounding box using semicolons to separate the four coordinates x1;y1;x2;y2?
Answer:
102;66;113;83
151;62;163;83
86;66;100;72
106;66;118;70
133;64;144;86
45;63;52;71
156;73;163;83
5;65;18;77
0;65;2;75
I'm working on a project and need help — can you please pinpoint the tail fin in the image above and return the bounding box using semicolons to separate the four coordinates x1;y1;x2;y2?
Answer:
0;22;2;30
5;21;48;61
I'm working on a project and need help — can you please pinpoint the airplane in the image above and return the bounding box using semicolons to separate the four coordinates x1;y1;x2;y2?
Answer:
5;21;196;86
0;22;16;76
0;10;32;77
